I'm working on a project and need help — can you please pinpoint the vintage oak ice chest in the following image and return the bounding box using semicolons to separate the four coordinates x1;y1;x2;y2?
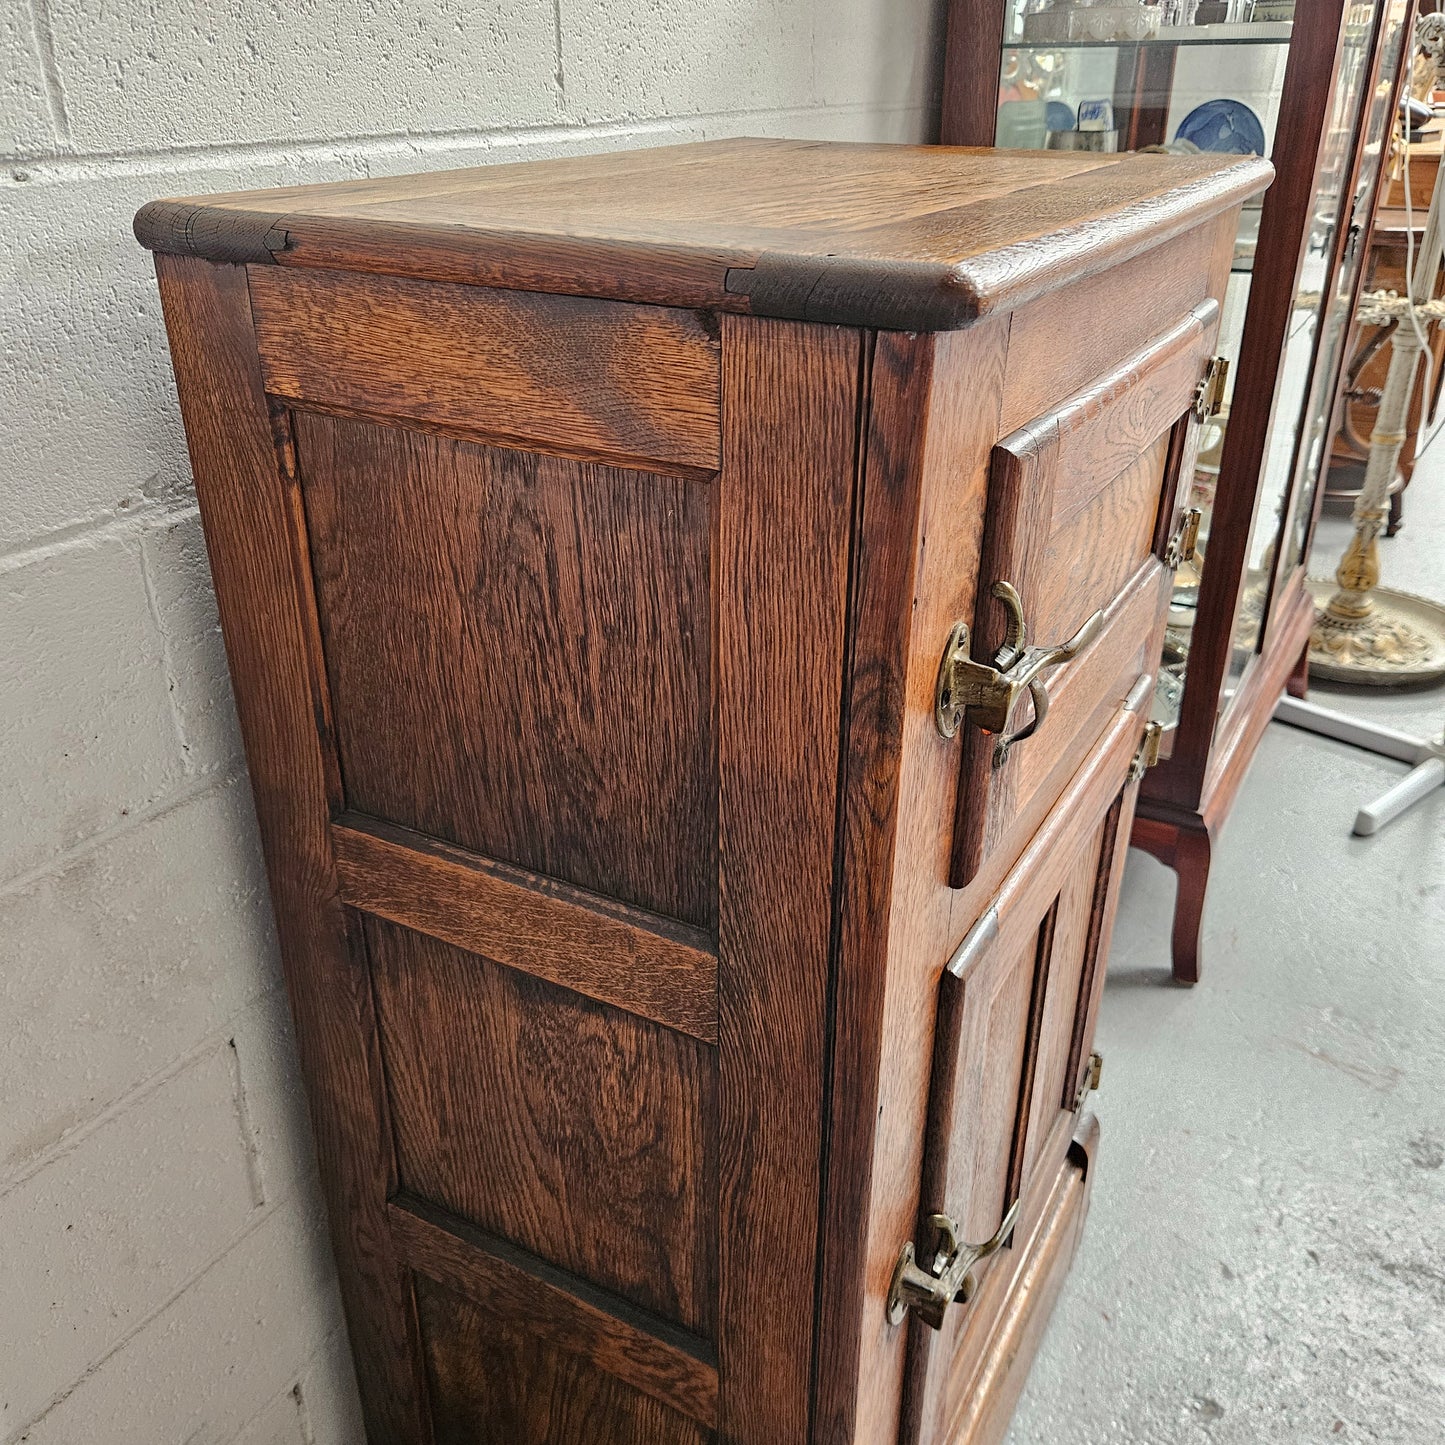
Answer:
137;139;1269;1445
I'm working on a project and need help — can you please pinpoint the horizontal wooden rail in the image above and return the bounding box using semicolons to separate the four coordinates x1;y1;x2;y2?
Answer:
388;1194;718;1427
332;813;718;1042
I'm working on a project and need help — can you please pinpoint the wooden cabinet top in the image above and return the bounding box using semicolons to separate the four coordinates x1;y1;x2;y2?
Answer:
136;137;1269;330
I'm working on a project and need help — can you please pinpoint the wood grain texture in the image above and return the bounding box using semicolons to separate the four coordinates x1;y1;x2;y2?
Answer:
950;301;1216;887
940;1116;1099;1445
151;256;429;1441
333;812;717;1042
249;266;721;474
817;321;1011;1445
295;410;717;931
940;0;1011;146
135;138;1270;331
415;1275;713;1445
714;315;860;1443
366;916;718;1336
389;1195;717;1426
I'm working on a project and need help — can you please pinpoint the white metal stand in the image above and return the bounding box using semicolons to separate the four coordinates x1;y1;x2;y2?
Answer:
1274;695;1445;835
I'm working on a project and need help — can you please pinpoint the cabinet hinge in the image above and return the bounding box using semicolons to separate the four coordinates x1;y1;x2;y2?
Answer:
1164;507;1202;570
1193;354;1229;422
1128;721;1163;782
887;1199;1021;1330
1073;1051;1104;1110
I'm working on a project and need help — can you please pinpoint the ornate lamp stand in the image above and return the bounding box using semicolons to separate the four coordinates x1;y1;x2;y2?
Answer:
1276;11;1445;833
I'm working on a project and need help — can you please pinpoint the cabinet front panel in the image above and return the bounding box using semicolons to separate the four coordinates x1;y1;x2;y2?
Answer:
367;916;718;1336
951;300;1217;886
416;1275;715;1445
295;410;717;930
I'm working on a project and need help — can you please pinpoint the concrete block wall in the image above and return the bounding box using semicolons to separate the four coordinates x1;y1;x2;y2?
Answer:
1;2;944;1439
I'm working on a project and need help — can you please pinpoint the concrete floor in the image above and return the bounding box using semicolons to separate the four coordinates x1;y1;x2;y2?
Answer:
1007;457;1445;1442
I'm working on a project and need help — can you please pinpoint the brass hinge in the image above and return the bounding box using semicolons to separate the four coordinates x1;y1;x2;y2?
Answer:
887;1199;1021;1330
1073;1051;1104;1110
936;582;1104;766
1164;507;1202;570
1193;354;1229;422
1128;721;1163;782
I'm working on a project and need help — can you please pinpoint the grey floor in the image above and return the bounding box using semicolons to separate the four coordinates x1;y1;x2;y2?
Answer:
1007;456;1445;1442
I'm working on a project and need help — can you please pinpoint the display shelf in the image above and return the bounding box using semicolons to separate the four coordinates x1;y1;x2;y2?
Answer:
1005;23;1293;50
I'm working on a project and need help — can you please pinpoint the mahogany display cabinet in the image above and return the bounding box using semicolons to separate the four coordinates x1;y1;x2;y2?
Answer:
943;0;1419;983
137;139;1267;1444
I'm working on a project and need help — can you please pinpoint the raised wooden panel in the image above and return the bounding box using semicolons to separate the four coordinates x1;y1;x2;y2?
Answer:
296;411;717;930
416;1275;714;1445
332;813;717;1042
389;1196;717;1425
249;267;722;473
365;917;717;1336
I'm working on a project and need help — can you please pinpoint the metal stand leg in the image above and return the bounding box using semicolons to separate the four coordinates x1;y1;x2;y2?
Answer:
1273;695;1445;836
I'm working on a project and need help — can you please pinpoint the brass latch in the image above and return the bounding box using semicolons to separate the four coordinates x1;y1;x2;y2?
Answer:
887;1199;1021;1330
1073;1051;1104;1110
1128;721;1164;782
935;582;1104;765
1164;507;1203;570
1193;354;1229;422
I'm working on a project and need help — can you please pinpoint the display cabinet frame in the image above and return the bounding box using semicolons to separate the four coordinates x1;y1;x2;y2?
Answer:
942;0;1419;982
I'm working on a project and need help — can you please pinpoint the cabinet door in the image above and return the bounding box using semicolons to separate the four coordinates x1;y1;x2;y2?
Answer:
901;685;1145;1445
950;300;1219;886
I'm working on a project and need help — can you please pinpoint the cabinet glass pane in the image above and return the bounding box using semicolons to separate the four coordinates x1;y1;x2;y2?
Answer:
1218;2;1380;718
992;5;1292;732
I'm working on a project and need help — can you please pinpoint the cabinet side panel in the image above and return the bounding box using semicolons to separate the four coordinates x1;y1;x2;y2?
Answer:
416;1277;713;1445
715;316;861;1443
295;411;717;931
152;255;428;1442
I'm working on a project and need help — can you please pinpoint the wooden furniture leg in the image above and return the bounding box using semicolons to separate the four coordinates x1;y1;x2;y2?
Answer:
1130;814;1214;986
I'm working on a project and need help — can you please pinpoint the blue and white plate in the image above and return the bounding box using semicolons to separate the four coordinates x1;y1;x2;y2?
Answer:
1045;100;1076;133
1176;99;1267;156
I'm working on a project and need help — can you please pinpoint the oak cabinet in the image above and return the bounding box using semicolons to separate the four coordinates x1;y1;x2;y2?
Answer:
138;139;1267;1445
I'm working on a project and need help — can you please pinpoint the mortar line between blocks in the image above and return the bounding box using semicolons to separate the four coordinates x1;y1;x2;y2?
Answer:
25;0;71;147
0;498;200;574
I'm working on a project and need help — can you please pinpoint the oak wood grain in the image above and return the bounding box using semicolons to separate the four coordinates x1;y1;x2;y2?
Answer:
295;410;717;931
415;1274;713;1445
714;315;860;1443
332;812;717;1042
389;1194;718;1426
151;255;429;1441
135;138;1270;331
366;916;718;1336
249;266;722;474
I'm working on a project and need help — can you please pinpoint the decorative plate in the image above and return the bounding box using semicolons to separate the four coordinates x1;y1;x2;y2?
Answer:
1175;99;1267;156
1045;100;1076;132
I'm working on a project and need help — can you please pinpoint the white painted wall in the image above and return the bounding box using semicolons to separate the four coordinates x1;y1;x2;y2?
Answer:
0;3;943;1439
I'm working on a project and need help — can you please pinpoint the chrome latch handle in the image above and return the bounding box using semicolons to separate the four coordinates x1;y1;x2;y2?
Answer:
934;581;1104;766
887;1198;1022;1330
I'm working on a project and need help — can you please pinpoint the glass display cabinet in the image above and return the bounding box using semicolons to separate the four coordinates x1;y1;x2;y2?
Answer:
941;0;1418;981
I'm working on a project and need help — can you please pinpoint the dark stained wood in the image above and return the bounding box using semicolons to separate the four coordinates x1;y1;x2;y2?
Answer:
249;266;722;475
940;0;1010;146
366;917;718;1336
151;255;429;1441
388;1195;718;1426
135;138;1270;331
415;1275;712;1445
141;141;1262;1445
714;315;860;1443
295;410;718;931
332;812;717;1042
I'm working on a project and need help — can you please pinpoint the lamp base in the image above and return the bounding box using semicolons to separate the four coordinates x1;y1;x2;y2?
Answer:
1304;579;1445;685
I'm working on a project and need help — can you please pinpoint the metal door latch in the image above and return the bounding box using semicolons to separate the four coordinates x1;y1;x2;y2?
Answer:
935;582;1104;765
1164;507;1202;570
887;1199;1021;1330
1193;354;1229;422
1073;1050;1104;1110
1128;721;1164;782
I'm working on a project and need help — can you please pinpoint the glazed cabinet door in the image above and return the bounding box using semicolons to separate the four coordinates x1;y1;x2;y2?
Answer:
898;683;1149;1445
950;299;1223;887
